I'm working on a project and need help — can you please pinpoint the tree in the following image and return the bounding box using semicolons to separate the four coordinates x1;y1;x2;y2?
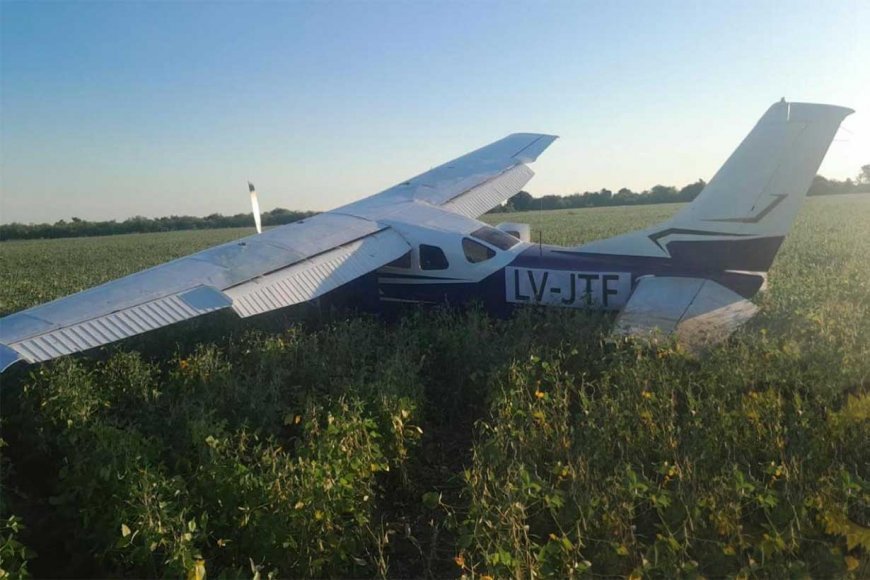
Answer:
508;190;535;211
678;179;706;201
649;185;678;203
859;164;870;185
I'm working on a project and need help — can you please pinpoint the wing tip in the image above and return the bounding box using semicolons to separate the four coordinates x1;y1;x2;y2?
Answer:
510;133;559;163
0;343;24;374
507;132;559;141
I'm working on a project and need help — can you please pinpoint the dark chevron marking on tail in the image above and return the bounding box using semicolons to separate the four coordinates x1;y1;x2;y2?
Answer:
706;193;788;223
648;228;750;251
666;235;785;272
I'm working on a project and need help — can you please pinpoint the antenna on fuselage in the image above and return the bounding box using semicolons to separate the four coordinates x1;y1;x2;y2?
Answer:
248;181;262;234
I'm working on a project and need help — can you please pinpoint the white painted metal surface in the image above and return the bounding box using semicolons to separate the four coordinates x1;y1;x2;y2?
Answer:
670;101;853;236
226;229;410;317
507;268;631;310
675;280;759;348
378;204;526;285
6;286;232;363
339;133;556;220
442;164;535;218
615;277;706;335
615;277;758;350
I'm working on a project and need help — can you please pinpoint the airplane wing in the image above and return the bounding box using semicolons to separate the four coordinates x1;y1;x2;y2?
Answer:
0;214;410;370
0;133;557;371
337;133;557;220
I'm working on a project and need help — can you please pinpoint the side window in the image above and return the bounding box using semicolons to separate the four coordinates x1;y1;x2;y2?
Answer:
385;251;411;269
419;244;449;270
462;238;496;263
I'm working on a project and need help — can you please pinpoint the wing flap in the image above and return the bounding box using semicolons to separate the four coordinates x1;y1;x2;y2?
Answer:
5;286;232;364
441;164;535;218
614;277;758;351
226;229;410;317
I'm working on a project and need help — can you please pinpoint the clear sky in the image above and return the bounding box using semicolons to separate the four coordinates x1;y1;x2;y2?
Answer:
1;0;868;224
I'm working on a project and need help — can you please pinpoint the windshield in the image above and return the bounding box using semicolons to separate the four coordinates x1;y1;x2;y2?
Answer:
470;226;520;250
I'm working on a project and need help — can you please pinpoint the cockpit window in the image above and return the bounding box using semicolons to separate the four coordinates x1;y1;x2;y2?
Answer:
419;244;449;270
470;226;520;250
385;251;411;269
462;238;496;263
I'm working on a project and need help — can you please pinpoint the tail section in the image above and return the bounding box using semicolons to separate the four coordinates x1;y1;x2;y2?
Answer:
669;100;853;237
579;100;853;272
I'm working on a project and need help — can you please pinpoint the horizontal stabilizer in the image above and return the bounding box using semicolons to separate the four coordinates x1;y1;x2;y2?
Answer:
614;277;759;351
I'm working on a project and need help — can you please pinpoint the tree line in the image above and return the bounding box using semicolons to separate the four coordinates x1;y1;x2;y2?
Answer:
2;166;867;240
491;180;708;213
0;208;316;241
492;164;870;213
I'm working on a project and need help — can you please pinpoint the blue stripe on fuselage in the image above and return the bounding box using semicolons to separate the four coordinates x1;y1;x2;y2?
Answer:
374;244;767;316
510;245;765;298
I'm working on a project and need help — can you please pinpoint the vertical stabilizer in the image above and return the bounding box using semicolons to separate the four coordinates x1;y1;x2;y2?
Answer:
578;100;853;273
667;100;853;238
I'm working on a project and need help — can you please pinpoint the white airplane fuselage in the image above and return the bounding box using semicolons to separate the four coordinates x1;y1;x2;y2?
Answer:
364;219;770;317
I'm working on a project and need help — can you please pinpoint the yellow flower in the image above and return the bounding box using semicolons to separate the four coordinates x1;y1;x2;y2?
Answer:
534;390;545;399
454;554;465;568
187;558;206;580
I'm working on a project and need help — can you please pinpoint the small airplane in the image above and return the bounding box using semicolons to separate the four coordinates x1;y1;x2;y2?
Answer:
0;99;853;372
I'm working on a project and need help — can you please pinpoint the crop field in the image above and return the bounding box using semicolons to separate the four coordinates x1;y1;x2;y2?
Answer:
0;196;868;578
